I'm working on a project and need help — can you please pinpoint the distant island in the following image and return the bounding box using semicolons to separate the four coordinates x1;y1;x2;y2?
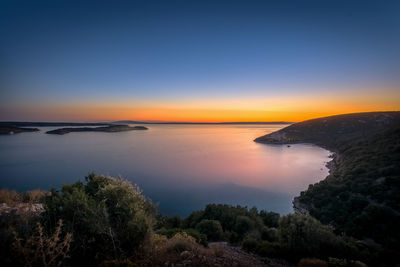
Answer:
46;125;148;135
0;126;39;135
255;111;400;261
0;122;111;127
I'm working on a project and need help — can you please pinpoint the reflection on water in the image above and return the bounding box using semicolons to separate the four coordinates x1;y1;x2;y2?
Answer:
0;124;330;215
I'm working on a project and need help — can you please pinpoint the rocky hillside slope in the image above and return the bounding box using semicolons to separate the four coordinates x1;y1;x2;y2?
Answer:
255;111;400;262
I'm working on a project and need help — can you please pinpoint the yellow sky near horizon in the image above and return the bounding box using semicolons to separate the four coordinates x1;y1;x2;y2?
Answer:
4;102;399;123
2;85;399;122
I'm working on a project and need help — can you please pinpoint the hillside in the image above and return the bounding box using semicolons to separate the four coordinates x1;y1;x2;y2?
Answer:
254;111;400;151
255;111;400;261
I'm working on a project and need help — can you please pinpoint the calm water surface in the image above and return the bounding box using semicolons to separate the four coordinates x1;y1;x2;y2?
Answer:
0;124;331;215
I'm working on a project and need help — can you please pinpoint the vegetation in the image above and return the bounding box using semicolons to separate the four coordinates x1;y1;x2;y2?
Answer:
254;111;400;149
0;175;377;266
13;220;72;267
0;189;47;204
255;111;400;265
42;174;156;265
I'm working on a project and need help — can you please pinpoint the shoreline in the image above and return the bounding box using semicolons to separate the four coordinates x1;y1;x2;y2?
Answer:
254;137;338;215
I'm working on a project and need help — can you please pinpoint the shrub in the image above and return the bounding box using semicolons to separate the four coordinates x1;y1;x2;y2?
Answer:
0;188;20;204
165;232;198;253
259;211;280;227
242;238;258;252
42;173;156;264
255;241;282;258
23;190;47;203
261;226;278;242
12;219;72;267
298;258;328;267
278;214;346;259
195;219;223;241
235;215;254;236
156;228;207;247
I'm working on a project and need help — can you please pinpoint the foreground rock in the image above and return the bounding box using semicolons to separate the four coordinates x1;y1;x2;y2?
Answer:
0;203;44;215
163;242;292;267
46;125;148;135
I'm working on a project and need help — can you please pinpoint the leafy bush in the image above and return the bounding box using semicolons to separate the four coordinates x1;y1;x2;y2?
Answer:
259;211;280;227
195;219;223;241
261;226;278;242
42;173;156;264
254;241;282;258
234;215;254;236
156;228;207;246
278;214;347;259
164;232;198;253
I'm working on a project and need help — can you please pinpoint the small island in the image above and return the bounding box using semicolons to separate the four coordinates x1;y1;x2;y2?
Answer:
46;125;148;135
0;126;39;135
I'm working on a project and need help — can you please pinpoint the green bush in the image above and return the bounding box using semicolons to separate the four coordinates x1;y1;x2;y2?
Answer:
195;219;224;241
235;215;254;236
42;173;156;264
156;228;207;246
261;226;278;242
259;211;280;227
255;241;282;258
278;214;346;259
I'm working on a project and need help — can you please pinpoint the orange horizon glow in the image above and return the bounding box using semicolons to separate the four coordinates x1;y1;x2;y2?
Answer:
2;85;399;123
3;106;399;123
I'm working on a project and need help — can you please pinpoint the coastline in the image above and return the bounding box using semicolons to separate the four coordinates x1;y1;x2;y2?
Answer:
254;136;338;215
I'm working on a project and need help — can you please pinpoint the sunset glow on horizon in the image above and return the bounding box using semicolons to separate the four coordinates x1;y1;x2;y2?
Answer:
1;0;399;122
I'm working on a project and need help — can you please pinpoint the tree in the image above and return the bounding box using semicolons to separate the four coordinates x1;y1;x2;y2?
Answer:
195;219;223;241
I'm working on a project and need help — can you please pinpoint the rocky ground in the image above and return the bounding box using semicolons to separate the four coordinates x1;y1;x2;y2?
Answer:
162;242;292;267
0;202;44;215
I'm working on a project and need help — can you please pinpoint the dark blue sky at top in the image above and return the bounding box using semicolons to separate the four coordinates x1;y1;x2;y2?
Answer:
1;0;399;105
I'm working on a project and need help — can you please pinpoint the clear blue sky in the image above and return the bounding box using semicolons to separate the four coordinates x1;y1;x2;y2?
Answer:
1;0;399;121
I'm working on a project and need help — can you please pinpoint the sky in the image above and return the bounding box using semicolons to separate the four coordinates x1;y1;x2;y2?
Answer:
0;0;399;122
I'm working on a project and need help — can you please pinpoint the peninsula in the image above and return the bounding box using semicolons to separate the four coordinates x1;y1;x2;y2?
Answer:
255;111;400;259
